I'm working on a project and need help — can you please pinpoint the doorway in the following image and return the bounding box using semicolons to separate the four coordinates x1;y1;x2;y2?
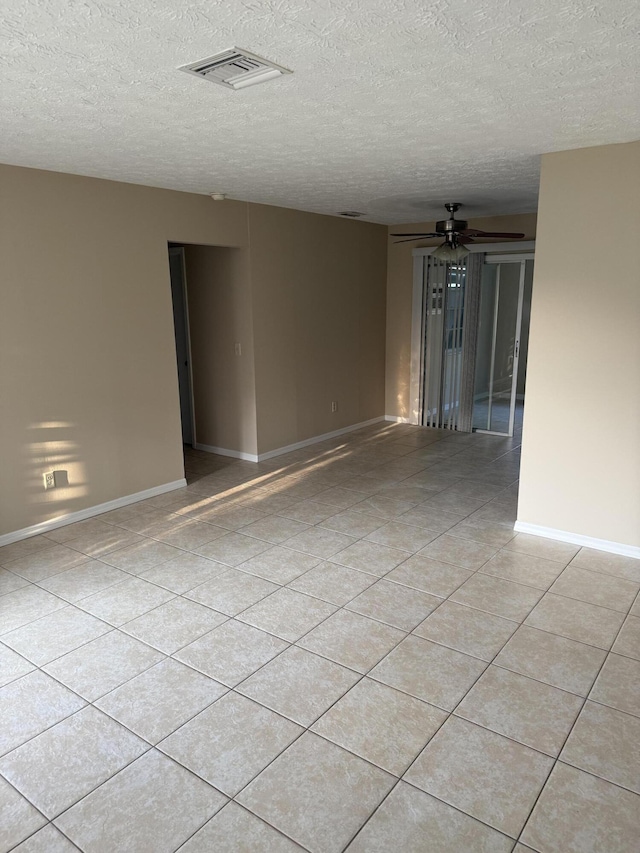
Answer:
409;243;535;437
472;255;534;436
168;246;195;445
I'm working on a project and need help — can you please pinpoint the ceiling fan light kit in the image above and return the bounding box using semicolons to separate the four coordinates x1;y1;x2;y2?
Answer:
392;203;525;256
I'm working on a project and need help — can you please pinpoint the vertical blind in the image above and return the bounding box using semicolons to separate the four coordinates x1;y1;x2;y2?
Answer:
419;253;481;432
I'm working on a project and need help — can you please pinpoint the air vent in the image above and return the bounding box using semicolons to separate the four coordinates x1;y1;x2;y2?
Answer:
179;48;292;90
338;211;365;218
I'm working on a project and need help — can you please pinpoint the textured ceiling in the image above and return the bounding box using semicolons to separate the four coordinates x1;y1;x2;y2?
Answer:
1;0;639;223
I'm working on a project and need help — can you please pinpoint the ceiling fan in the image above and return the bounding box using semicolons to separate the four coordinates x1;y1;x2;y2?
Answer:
391;203;525;261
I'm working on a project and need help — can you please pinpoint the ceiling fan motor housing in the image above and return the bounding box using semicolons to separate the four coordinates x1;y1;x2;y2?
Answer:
436;218;468;233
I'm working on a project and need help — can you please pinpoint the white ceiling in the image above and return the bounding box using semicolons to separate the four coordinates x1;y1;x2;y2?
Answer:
2;0;639;224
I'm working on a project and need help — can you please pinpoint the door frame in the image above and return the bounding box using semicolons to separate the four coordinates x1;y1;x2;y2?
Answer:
168;246;197;446
409;242;535;427
475;253;534;436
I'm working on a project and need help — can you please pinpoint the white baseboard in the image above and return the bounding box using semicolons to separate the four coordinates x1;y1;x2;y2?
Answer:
0;479;188;548
194;443;259;463
257;417;386;461
196;417;387;464
513;521;640;560
384;415;415;424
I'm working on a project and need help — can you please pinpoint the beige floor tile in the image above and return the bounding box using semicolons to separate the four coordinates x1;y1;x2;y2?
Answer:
612;614;640;659
417;535;498;570
76;576;175;626
352;494;417;519
405;716;553;838
174;619;287;686
0;585;67;635
100;539;183;573
346;781;514;853
279;500;337;525
561;700;640;793
495;625;607;696
121;597;227;653
237;732;394;853
44;630;163;702
5;545;88;582
285;527;357;559
312;678;446;775
0;671;85;756
329;540;406;577
385;555;472;598
396;505;464;532
456;665;582;756
38;560;129;602
0;706;147;817
480;550;565;590
0;535;55;562
54;749;226;853
370;635;486;710
199;505;269;531
503;532;579;565
571;548;640;583
447;520;517;548
2;607;111;666
144;519;226;550
297;610;404;673
288;562;377;605
345;579;440;631
139;552;227;593
590;653;640;716
240;546;320;585
63;527;143;559
239;516;311;545
524;593;625;649
0;569;29;596
521;762;640;853
413;601;517;661
0;776;47;852
549;565;639;612
451;573;543;622
161;692;302;795
238;588;336;642
319;510;385;538
364;522;439;553
420;492;489;517
238;645;359;726
11;824;79;852
194;532;273;566
313;486;369;509
96;658;226;743
0;646;35;688
186;569;279;616
181;802;304;852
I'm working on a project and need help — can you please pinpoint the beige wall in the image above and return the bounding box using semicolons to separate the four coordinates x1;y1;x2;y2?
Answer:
184;246;258;455
385;213;537;418
0;164;387;536
518;141;640;548
248;204;387;454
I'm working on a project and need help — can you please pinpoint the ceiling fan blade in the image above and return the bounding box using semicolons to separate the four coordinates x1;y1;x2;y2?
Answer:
390;232;441;238
392;236;437;244
460;229;525;239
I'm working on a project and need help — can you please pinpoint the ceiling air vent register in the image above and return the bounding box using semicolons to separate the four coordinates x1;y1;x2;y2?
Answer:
179;48;292;90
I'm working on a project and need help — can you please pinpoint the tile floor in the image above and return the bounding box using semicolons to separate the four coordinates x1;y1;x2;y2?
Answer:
1;422;639;852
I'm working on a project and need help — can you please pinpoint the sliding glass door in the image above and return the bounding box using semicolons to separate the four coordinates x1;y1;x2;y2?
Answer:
473;257;533;436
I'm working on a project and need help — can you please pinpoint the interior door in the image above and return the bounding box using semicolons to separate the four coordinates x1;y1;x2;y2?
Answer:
473;257;533;436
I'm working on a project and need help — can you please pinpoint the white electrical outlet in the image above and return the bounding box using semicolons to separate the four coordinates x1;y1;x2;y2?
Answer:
234;342;242;356
43;472;55;490
331;401;338;413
